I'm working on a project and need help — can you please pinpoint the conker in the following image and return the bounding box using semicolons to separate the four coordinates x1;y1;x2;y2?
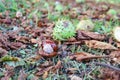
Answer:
40;40;58;58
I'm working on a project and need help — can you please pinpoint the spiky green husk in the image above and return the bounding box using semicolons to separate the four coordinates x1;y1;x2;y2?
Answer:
53;19;75;41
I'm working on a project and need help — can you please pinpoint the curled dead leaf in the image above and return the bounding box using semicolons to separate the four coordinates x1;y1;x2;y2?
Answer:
30;38;38;43
110;50;120;63
35;60;62;77
10;42;26;50
39;61;53;68
116;42;120;48
0;48;8;57
37;19;48;27
1;65;14;80
16;36;30;43
35;66;53;76
18;69;27;80
66;68;78;74
85;40;117;50
52;60;62;73
0;18;12;24
26;54;42;63
99;68;120;80
69;52;109;62
77;30;105;40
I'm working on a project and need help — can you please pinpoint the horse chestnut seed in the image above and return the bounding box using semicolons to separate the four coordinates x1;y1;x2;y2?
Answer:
40;40;58;58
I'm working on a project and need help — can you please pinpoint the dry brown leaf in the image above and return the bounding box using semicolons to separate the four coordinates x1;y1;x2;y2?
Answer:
116;42;120;48
30;38;38;43
0;47;8;57
26;54;42;63
0;18;12;24
37;19;48;27
69;52;109;62
39;61;53;68
64;41;82;45
16;36;30;43
35;60;62;77
52;60;62;73
35;66;53;76
77;30;105;40
18;69;27;80
99;68;120;80
54;60;62;69
110;50;120;63
0;31;26;50
85;40;117;50
10;42;26;50
66;68;78;74
1;66;14;80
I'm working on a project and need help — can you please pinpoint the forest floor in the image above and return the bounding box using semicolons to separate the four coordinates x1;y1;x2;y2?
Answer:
0;0;120;80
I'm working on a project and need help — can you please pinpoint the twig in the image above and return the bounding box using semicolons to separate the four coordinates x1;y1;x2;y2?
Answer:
93;62;120;72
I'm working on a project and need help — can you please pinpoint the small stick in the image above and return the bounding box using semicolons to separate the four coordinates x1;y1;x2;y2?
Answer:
93;62;120;72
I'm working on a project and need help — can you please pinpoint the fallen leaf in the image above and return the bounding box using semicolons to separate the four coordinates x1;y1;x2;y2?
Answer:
110;50;120;63
0;47;8;57
16;36;30;43
69;52;109;62
0;55;20;62
0;32;25;50
26;54;42;63
64;41;82;45
77;30;105;40
52;60;62;73
10;42;26;50
30;38;38;43
66;68;78;74
116;42;120;48
0;18;12;24
35;66;53;76
1;66;14;80
18;69;27;80
35;60;62;77
99;68;120;80
37;19;48;27
85;40;117;50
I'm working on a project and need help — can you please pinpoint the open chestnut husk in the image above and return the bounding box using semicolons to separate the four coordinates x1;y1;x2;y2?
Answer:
39;40;58;58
